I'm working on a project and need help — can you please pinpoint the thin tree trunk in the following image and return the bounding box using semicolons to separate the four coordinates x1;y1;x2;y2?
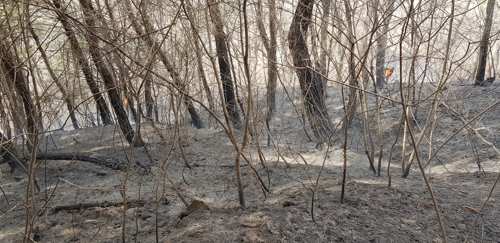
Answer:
27;24;80;130
1;78;25;139
144;73;155;121
475;0;495;85
207;0;241;128
124;0;204;129
0;98;12;139
343;0;358;129
288;0;335;148
255;0;278;127
1;40;42;216
78;0;144;147
192;26;214;113
267;0;278;118
52;0;113;125
375;0;395;89
319;0;331;96
0;41;37;143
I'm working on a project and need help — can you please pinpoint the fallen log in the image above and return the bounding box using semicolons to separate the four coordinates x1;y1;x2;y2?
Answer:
51;199;147;213
36;152;128;171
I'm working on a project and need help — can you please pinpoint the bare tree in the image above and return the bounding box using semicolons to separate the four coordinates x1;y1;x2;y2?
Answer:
255;0;278;144
319;0;331;96
52;0;113;125
123;0;204;129
193;28;214;114
78;0;145;147
475;0;496;85
0;40;37;143
27;21;80;130
288;0;336;148
375;0;395;88
207;0;241;128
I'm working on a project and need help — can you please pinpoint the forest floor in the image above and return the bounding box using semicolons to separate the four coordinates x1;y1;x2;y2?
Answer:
1;81;500;243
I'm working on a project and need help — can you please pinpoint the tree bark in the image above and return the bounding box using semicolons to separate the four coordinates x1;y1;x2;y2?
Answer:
375;0;395;89
0;98;12;139
288;0;335;148
207;0;241;128
144;72;155;121
27;23;80;130
124;0;204;129
0;41;37;143
193;27;214;113
255;0;278;124
78;0;145;147
52;0;113;125
475;0;495;85
36;152;128;171
319;0;331;96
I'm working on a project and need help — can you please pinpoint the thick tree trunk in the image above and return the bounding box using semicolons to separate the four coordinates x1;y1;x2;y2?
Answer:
52;0;113;125
288;0;335;148
475;0;495;85
207;0;241;128
78;0;144;147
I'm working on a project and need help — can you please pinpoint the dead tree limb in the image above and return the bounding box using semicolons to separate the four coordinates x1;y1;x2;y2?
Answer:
51;199;147;213
36;152;128;171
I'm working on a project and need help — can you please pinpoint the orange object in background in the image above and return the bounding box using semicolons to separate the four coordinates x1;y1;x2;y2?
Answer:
384;68;394;78
123;97;129;106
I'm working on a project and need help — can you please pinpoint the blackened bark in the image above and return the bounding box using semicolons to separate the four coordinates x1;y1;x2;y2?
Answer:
78;0;144;147
36;152;128;171
207;0;241;128
475;0;495;86
288;0;335;148
375;39;387;88
144;73;154;120
52;0;112;125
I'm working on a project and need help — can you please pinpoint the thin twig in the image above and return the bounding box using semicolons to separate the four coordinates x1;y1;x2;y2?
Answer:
464;172;500;242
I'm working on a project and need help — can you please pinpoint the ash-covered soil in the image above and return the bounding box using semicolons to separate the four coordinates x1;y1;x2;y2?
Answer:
1;82;500;242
